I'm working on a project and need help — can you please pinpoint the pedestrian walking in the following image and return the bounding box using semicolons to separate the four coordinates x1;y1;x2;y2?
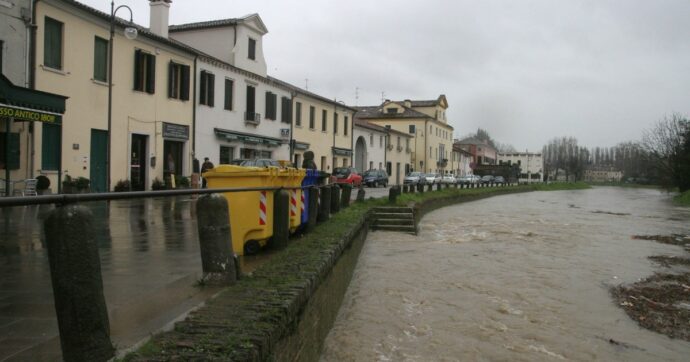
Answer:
201;157;214;188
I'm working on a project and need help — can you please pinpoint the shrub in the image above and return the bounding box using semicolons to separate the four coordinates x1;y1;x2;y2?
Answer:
36;175;50;191
176;175;190;188
151;177;165;190
114;179;131;192
75;177;90;191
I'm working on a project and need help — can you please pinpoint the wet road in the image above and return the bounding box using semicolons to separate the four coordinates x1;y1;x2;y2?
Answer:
322;187;690;361
0;196;218;361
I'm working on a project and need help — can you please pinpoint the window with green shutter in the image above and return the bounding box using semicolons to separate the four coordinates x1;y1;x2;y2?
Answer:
199;71;215;106
168;61;190;100
44;17;63;69
93;36;108;82
295;102;302;126
0;132;20;170
42;124;61;170
265;92;277;120
280;97;291;123
224;79;233;110
133;49;156;94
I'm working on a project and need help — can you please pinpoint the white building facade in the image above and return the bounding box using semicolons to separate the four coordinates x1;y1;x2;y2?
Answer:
497;152;543;183
353;120;387;173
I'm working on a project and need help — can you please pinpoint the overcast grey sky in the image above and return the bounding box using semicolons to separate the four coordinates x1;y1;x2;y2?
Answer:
80;0;690;151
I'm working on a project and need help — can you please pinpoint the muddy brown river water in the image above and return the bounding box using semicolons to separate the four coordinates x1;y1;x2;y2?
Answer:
321;187;690;361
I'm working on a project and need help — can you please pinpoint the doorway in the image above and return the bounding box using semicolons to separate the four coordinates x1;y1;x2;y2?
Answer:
130;134;148;191
164;139;184;177
90;129;107;192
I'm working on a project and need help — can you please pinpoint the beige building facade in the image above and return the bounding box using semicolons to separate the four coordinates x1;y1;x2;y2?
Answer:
355;96;454;174
385;128;413;185
34;0;196;191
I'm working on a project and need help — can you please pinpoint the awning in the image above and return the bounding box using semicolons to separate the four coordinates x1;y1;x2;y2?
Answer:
294;141;309;151
0;75;67;124
332;146;352;156
214;128;284;147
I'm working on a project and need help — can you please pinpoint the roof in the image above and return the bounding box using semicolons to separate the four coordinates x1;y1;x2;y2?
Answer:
455;137;490;146
353;105;429;120
169;14;268;34
354;119;387;133
52;0;200;56
268;77;359;112
399;95;447;108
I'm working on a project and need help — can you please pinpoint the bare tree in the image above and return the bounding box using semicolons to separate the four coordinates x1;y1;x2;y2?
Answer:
640;113;690;191
495;142;517;153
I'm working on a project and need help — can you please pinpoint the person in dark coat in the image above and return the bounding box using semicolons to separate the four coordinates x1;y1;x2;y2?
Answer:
201;157;214;188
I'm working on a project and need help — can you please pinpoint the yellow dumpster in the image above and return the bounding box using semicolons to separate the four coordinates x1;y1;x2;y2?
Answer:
204;165;279;255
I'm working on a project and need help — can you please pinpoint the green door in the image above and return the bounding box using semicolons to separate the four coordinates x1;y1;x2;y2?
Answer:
90;129;108;192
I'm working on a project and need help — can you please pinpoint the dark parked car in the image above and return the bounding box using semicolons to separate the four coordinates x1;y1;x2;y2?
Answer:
481;175;495;184
494;176;506;184
240;159;281;167
363;169;388;187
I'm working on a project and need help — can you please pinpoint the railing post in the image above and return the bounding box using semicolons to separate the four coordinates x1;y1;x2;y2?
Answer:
318;185;331;222
272;189;290;249
44;204;114;362
340;183;352;208
330;184;341;214
196;194;237;284
306;187;319;232
356;186;365;201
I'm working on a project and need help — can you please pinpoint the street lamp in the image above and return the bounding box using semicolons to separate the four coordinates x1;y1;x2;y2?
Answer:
107;1;137;191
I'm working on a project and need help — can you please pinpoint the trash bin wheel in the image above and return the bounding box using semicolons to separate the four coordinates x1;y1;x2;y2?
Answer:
244;240;260;255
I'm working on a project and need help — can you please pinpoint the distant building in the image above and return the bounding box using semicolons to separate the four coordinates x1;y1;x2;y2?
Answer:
450;145;473;176
584;166;623;182
497;152;543;183
454;138;497;166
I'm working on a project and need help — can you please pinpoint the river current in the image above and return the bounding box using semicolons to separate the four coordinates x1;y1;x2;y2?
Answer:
321;187;690;361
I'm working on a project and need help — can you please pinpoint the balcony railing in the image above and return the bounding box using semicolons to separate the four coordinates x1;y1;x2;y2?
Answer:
406;147;412;153
387;144;394;151
244;112;261;125
396;146;403;152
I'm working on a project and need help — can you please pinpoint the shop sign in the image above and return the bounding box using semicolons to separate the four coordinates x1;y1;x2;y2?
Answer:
0;104;61;124
162;122;189;140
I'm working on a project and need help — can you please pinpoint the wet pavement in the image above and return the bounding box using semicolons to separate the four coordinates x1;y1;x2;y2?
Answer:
0;196;219;361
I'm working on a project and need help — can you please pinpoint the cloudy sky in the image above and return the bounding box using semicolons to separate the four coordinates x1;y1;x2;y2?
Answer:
80;0;690;151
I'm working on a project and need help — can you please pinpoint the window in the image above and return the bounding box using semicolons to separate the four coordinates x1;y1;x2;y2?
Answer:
168;61;190;100
42;124;61;170
295;102;302;126
369;134;373;146
344;116;348;135
380;135;383;147
429;125;432;133
386;162;392;175
321;109;327;131
309;106;315;129
134;49;156;94
224;79;234;110
333;113;338;134
44;17;63;69
281;97;292;123
369;161;373;170
265;92;277;120
245;85;256;120
397;136;400;147
220;146;233;164
93;37;108;82
386;108;397;114
199;70;215;106
409;124;416;134
248;37;256;60
0;40;4;74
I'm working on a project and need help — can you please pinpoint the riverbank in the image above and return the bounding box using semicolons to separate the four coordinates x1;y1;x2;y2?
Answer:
612;234;690;341
675;190;690;206
123;182;590;361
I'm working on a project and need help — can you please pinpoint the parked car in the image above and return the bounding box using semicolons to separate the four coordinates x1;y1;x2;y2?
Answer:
481;175;495;184
494;176;506;184
363;169;388;187
441;174;457;184
458;175;480;185
240;159;281;167
228;159;250;165
404;172;425;185
425;173;442;184
333;167;362;186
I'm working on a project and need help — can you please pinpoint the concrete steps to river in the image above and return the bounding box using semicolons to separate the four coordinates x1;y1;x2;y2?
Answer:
370;206;416;234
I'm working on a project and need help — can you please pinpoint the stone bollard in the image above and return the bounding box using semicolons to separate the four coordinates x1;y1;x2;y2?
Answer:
331;184;341;214
340;183;352;208
318;185;331;222
44;205;114;362
417;183;424;193
402;185;408;193
356;186;365;201
427;183;433;192
409;184;415;193
436;183;442;191
272;189;290;249
388;185;401;203
196;194;237;284
306;187;319;233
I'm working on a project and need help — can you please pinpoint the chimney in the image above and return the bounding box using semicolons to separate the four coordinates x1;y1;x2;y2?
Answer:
404;99;411;108
149;0;171;38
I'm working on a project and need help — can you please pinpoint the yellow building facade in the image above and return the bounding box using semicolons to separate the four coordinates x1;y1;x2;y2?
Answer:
34;0;195;191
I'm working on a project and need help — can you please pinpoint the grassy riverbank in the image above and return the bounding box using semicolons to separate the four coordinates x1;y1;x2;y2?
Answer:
674;190;690;206
124;182;589;360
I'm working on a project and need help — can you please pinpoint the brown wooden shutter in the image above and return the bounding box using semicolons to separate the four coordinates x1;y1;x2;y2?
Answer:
207;73;215;107
167;61;174;98
146;54;156;94
133;49;142;91
180;65;190;101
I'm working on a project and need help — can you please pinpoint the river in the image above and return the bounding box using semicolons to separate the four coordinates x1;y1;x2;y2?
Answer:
321;187;690;361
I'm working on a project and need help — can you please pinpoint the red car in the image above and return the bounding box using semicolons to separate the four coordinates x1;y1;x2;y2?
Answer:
332;167;362;186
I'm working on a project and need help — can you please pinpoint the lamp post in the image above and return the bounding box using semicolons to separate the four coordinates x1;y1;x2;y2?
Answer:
107;1;137;192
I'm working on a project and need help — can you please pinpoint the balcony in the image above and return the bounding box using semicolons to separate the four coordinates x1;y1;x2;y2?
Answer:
387;144;394;151
406;147;412;153
244;112;261;125
397;146;403;152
